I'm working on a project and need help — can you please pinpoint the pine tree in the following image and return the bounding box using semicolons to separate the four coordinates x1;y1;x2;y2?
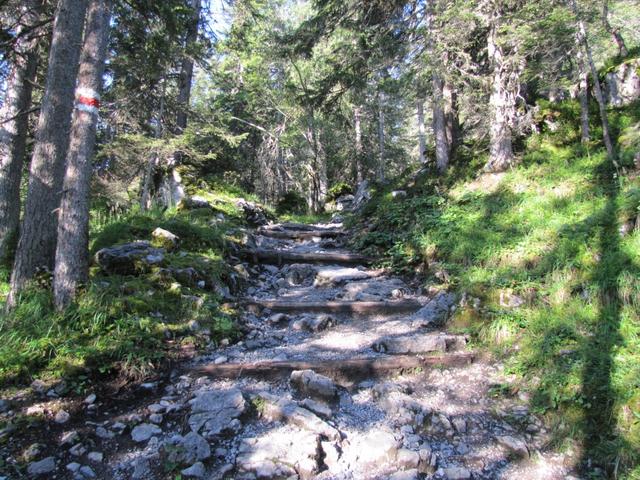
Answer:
7;0;89;308
53;0;112;309
0;0;42;264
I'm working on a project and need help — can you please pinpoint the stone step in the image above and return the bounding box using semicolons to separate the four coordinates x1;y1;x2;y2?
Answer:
256;229;346;241
372;333;468;355
192;353;476;384
243;298;422;315
240;249;372;266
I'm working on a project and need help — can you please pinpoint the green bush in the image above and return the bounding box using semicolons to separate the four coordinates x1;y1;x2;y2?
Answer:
327;182;353;202
276;191;308;215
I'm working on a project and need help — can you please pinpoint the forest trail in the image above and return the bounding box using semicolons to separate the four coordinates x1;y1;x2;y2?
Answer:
182;220;578;480
12;221;583;480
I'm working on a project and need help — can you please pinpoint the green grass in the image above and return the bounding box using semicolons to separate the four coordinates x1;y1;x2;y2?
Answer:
0;185;250;388
350;100;640;477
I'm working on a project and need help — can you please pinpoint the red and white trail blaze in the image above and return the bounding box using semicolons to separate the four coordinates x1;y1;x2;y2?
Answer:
74;87;100;115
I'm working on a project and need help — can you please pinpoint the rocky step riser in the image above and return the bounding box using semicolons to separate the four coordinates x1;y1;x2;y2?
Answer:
239;249;373;266
243;299;422;315
192;353;476;386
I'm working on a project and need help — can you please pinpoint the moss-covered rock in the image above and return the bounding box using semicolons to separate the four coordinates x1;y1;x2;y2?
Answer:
151;227;180;251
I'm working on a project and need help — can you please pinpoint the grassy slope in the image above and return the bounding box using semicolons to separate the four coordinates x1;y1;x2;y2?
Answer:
350;101;640;477
0;185;257;389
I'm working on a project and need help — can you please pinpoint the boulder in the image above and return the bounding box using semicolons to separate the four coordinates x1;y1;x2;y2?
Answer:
178;196;213;211
336;194;355;210
355;430;399;466
314;267;373;287
188;389;246;435
396;449;420;470
604;58;640;106
54;410;70;424
300;398;332;419
255;392;340;441
151;227;179;250
236;429;322;479
181;462;205;478
164;432;211;465
410;291;456;328
391;190;407;199
27;457;56;476
236;199;271;226
444;467;472;480
496;435;529;458
290;370;338;401
373;333;465;354
284;263;317;286
291;314;336;332
95;241;164;275
352;180;371;211
131;423;161;443
267;313;290;326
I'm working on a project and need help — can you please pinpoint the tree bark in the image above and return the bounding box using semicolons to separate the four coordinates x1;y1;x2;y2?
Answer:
156;0;202;208
354;105;364;183
443;81;460;158
140;78;165;211
579;72;590;143
0;0;41;264
176;0;201;133
8;0;88;308
377;91;385;182
53;0;111;310
308;112;327;213
571;0;616;164
432;73;449;173
417;97;426;164
484;18;516;172
602;0;628;58
577;52;590;144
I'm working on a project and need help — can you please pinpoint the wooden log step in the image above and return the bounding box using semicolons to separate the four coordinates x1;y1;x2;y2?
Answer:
243;298;422;314
240;249;372;266
257;229;345;240
261;222;339;232
192;353;476;384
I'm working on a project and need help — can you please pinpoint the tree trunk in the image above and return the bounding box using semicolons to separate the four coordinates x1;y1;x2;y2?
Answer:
443;82;460;158
354;105;364;183
140;78;165;211
417;97;426;164
484;19;516;172
305;111;327;213
432;73;449;173
602;0;628;57
0;0;41;264
8;0;88;308
571;0;616;164
157;0;201;208
53;0;111;310
176;0;201;133
577;52;590;144
377;91;385;182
